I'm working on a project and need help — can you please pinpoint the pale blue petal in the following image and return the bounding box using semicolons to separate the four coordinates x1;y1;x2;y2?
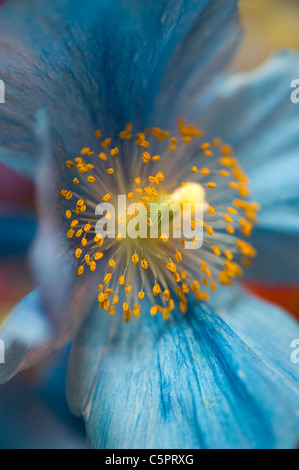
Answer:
0;0;239;178
67;294;299;449
191;51;299;282
0;289;55;383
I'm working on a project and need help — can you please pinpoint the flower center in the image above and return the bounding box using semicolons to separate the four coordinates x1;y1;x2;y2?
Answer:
60;119;259;322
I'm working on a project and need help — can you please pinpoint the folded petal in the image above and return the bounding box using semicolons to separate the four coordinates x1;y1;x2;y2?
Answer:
191;51;299;282
0;289;54;383
0;0;239;178
67;292;299;449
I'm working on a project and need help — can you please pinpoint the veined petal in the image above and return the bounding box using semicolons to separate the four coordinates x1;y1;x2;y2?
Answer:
191;51;299;282
67;293;299;449
0;0;239;178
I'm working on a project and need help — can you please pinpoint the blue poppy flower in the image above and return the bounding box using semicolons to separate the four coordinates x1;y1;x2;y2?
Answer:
0;0;299;449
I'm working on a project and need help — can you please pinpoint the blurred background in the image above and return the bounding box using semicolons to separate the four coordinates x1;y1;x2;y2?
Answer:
1;0;299;323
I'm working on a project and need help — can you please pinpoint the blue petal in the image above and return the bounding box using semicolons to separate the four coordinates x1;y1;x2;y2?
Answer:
191;51;299;282
67;293;299;449
0;0;239;178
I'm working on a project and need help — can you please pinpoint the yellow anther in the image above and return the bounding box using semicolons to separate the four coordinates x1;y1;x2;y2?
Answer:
65;160;75;169
73;177;79;185
213;137;222;146
141;259;148;269
109;259;116;268
128;192;133;200
236;240;257;257
162;309;170;320
135;188;143;194
85;254;90;265
119;276;125;286
94;252;103;260
206;226;214;236
66;191;73;200
125;285;132;294
205;268;212;278
152;155;161;161
181;270;187;280
226;225;235;234
220;157;237;167
81;237;87;246
65;210;72;219
87;176;96;183
207;182;217;189
150;306;158;317
110;147;119;156
224;250;234;260
123;302;129;311
119;123;133;140
208;206;215;216
211;281;217;292
142;151;151;163
138;291;145;300
163;289;170;301
152;127;170;140
219;169;229;177
180;302;187;314
107;168;114;175
112;295;119;305
175;251;182;262
99;152;108;161
124;308;132;323
212;245;221;256
95;129;102;139
224;214;233;224
104;273;112;283
103;193;111;202
109;306;116;316
77;266;84;277
101;138;112;148
76;229;83;238
200;168;210;175
132;254;139;264
135;177;141;185
227;207;237;215
90;261;96;271
161;233;169;242
166;262;176;273
75;248;82;258
191;166;198;173
156;171;165;181
84;223;91;232
153;284;161;296
67;229;75;238
133;304;141;318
